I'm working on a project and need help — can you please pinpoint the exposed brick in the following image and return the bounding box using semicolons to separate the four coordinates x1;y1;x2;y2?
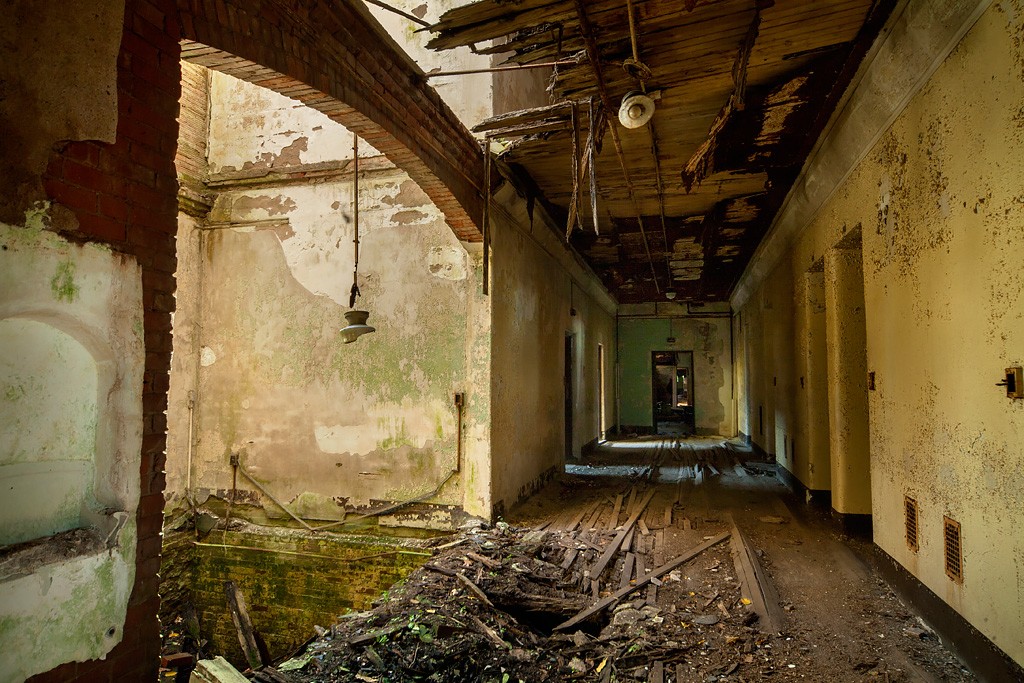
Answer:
138;493;165;520
180;0;482;240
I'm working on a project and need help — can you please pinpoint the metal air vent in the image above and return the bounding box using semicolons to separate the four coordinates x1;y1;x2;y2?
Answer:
904;496;918;553
943;516;963;583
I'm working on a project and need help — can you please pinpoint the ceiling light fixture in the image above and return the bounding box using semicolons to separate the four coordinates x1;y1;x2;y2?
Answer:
340;132;376;344
618;91;655;129
665;290;676;300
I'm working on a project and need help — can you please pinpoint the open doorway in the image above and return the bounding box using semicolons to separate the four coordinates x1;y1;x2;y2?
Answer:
598;343;607;441
652;351;695;435
565;334;575;459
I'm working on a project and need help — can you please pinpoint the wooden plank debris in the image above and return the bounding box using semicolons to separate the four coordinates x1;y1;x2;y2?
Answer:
223;580;265;671
556;532;731;631
466;551;501;569
590;489;656;578
471;102;572;133
728;517;784;633
606;493;623;530
347;622;406;646
191;656;250;683
650;660;665;683
619;553;636;589
624;486;638;518
457;571;495;607
561;547;579;570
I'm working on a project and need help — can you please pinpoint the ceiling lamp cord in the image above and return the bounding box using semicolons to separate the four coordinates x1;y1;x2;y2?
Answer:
624;0;673;300
623;0;652;90
340;132;375;344
350;132;361;308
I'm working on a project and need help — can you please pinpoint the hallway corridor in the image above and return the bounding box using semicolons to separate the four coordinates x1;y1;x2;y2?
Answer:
503;437;974;682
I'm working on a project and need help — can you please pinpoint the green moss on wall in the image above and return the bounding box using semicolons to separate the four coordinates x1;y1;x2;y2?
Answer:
50;259;79;302
172;528;427;666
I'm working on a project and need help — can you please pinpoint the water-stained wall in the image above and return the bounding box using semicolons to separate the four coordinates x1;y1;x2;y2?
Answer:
734;1;1024;665
488;182;618;515
617;309;734;436
0;221;143;681
167;70;491;521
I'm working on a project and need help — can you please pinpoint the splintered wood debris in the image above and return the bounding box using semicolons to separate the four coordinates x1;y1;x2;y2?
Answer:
245;505;790;682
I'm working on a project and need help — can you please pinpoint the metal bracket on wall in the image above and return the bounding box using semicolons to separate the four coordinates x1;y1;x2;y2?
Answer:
996;366;1023;398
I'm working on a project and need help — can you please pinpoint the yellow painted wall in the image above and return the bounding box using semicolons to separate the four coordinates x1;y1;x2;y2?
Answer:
735;2;1024;664
489;184;617;516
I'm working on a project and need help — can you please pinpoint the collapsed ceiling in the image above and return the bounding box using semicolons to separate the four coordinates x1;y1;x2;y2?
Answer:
427;0;894;303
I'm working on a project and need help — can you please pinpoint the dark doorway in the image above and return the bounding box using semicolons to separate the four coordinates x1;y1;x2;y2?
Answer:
652;351;695;435
565;334;574;459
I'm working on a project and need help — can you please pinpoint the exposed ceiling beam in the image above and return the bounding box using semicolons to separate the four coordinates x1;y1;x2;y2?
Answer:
572;0;661;295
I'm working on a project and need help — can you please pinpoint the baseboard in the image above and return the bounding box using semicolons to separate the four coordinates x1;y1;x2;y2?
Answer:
872;548;1024;683
831;510;872;539
776;464;831;508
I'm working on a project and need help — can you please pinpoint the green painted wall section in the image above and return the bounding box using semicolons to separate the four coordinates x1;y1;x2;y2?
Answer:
618;317;733;435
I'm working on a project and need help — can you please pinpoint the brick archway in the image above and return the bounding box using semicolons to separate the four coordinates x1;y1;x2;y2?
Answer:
178;0;484;241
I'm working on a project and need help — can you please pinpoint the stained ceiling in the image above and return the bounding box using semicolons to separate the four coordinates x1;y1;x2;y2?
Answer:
427;0;893;303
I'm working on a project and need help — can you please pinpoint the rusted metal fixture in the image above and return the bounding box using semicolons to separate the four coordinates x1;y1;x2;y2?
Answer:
341;133;376;343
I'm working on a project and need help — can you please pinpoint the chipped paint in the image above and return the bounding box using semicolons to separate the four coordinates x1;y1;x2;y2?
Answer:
168;71;484;515
0;219;142;681
427;245;468;280
734;2;1024;665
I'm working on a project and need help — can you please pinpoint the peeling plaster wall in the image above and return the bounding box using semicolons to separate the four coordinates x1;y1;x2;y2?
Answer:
168;72;491;522
618;315;734;436
363;0;547;127
0;1;123;223
489;184;617;515
206;71;381;175
734;1;1024;664
0;220;143;681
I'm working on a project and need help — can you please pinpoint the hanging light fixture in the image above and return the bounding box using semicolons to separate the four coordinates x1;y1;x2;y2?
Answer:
340;132;376;344
618;91;655;129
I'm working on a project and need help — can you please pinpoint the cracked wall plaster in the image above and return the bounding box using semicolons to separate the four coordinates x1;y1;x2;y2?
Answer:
0;1;123;223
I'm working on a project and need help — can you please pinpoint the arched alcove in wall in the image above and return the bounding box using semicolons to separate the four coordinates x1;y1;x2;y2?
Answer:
0;317;101;546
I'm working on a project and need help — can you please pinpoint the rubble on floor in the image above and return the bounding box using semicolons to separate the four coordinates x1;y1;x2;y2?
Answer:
165;443;976;682
259;518;773;682
220;477;851;683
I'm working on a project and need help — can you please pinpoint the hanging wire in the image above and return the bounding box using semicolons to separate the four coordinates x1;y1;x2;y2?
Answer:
349;133;361;308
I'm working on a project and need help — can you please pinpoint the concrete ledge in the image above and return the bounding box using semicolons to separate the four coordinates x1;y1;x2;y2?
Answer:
872;547;1024;683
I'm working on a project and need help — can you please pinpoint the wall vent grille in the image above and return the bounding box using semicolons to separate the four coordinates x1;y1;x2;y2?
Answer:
943;516;963;583
904;496;918;552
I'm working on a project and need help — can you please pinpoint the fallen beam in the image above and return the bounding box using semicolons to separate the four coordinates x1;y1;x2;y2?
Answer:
555;531;730;631
223;581;264;670
589;489;656;578
728;518;785;633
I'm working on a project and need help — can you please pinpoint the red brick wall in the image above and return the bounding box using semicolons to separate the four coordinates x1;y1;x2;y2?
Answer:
175;62;210;188
30;1;181;680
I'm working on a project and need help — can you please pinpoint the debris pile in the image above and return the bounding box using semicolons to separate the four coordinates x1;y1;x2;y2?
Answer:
251;501;793;683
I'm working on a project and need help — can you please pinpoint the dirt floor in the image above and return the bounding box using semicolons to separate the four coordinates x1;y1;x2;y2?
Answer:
188;437;977;683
